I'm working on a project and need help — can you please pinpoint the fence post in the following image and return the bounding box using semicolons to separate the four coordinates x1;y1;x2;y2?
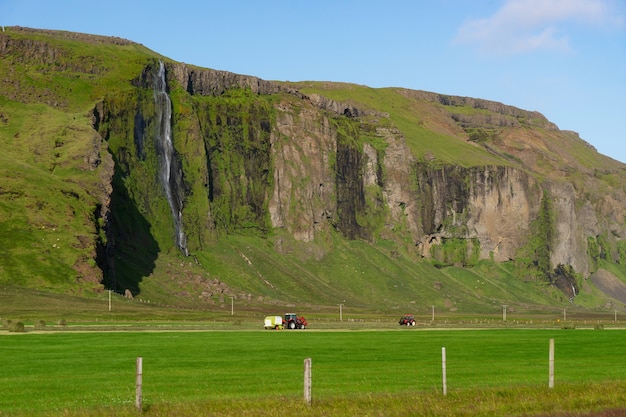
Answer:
304;357;312;405
136;357;143;411
548;339;554;389
441;347;447;396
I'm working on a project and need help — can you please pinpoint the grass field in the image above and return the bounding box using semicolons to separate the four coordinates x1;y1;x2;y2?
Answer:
1;329;625;416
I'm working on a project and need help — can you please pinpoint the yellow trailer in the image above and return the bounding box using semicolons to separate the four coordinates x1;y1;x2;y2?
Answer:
264;315;283;330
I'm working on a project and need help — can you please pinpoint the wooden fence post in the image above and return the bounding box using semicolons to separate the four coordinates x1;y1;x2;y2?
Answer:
442;347;447;396
304;357;312;405
548;339;554;389
136;357;143;411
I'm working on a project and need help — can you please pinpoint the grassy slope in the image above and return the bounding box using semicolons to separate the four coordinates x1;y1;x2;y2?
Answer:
288;81;626;177
288;82;505;166
0;29;154;291
175;233;570;315
0;99;100;289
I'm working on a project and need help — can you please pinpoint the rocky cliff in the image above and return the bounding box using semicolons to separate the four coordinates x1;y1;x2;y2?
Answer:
1;27;625;308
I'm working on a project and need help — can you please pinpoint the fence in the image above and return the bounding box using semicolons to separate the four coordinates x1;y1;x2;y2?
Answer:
134;339;560;409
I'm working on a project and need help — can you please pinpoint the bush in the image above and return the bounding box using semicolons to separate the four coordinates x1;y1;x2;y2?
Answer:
57;319;67;326
35;319;47;329
8;321;25;333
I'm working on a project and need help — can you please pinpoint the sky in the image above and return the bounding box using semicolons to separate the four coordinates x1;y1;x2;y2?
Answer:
2;0;625;163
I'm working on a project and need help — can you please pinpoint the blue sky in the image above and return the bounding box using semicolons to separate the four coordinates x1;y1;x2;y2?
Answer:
2;0;625;163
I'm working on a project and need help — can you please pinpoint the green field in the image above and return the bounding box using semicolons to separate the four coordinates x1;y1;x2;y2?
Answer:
1;329;625;416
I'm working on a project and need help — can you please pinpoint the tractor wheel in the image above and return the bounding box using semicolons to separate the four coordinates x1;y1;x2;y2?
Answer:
289;321;296;329
299;323;305;329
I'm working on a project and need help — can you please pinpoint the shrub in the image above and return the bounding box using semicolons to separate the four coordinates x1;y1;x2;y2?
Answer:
57;319;67;326
35;319;47;329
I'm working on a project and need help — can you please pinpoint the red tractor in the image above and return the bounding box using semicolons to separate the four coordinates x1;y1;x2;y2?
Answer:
284;313;308;329
399;314;416;326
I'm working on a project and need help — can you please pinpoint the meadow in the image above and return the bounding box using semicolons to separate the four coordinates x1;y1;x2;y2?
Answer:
1;328;625;416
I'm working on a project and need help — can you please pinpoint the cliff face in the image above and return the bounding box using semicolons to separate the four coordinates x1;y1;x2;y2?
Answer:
2;27;626;306
415;165;542;263
143;62;626;281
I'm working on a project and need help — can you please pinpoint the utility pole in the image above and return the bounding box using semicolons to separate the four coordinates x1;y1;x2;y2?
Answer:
502;305;507;321
230;297;234;316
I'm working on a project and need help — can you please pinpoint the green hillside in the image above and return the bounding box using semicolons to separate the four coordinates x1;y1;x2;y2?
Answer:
1;27;625;318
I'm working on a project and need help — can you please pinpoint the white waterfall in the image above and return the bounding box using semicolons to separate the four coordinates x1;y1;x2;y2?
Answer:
154;60;188;256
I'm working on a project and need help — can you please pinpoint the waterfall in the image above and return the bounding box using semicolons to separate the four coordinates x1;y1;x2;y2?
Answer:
154;60;188;256
569;283;577;303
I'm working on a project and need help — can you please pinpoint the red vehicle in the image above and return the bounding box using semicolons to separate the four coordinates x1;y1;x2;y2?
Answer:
284;313;307;329
399;314;416;326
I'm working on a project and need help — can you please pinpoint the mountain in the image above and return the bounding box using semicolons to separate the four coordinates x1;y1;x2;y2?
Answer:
1;26;625;313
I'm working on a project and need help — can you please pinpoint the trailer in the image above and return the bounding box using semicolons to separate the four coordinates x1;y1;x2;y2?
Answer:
264;315;284;330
